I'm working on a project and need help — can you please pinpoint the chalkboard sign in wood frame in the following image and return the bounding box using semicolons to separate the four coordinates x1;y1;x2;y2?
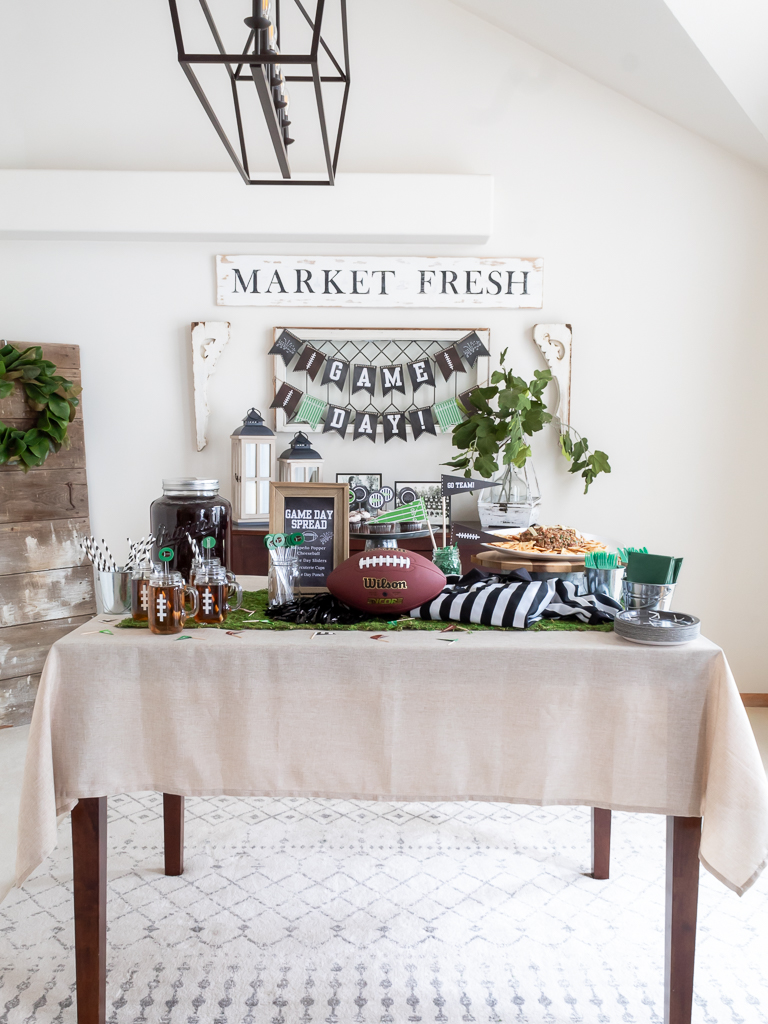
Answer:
269;482;350;594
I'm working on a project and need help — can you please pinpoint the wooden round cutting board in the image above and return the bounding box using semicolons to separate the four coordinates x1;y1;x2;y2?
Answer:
472;548;586;573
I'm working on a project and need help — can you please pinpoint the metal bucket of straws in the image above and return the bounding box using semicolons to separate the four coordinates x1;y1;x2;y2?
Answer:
80;534;155;615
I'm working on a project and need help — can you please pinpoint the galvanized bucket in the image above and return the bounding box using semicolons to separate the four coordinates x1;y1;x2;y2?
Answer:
94;569;132;615
586;566;625;604
621;580;676;612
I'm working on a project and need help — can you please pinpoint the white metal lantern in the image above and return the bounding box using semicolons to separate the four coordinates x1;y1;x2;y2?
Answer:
230;409;275;523
277;431;324;483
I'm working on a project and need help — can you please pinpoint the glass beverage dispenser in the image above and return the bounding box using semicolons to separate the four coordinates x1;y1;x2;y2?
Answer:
150;478;232;581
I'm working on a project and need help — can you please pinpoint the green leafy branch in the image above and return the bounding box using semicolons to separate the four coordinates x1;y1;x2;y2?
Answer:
559;426;611;494
0;343;81;471
444;347;553;479
444;346;610;493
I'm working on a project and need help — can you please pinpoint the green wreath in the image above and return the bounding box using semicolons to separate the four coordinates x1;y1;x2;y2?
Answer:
0;342;81;471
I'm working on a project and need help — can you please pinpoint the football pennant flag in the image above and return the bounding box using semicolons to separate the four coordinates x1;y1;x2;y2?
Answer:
293;394;326;429
409;407;437;440
441;474;497;497
353;411;378;441
372;497;429;524
456;331;491;367
320;357;349;391
268;329;303;366
270;382;303;418
379;364;406;396
294;345;326;380
352;364;376;395
382;411;407;442
458;387;479;415
323;404;351;438
407;358;436;392
433;398;464;432
435;345;465;381
450;520;503;545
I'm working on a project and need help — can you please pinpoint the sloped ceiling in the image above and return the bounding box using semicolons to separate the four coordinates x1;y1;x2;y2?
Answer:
449;0;768;171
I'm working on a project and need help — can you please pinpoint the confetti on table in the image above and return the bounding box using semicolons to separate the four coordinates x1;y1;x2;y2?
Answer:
244;610;272;622
310;631;335;638
174;635;194;641
370;634;389;642
436;636;459;643
226;630;243;638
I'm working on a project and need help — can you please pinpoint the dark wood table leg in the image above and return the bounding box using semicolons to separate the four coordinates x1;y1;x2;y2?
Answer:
591;807;611;879
71;796;107;1024
665;816;701;1024
163;794;185;876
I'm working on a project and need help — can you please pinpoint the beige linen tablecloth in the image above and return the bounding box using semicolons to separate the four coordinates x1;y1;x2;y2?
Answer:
16;622;768;895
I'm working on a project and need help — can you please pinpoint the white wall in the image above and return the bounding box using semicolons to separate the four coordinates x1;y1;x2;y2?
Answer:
2;1;768;686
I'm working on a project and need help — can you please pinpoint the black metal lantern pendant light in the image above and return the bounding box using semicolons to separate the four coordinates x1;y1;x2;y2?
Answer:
168;0;349;184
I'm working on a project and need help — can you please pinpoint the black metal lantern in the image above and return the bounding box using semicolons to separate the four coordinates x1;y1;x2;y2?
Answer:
167;0;349;185
277;431;324;482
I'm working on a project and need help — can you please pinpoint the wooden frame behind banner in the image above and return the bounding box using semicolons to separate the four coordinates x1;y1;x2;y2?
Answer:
269;482;350;593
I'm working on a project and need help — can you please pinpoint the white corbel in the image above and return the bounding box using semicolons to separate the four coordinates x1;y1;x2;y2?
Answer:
191;320;230;451
533;323;572;427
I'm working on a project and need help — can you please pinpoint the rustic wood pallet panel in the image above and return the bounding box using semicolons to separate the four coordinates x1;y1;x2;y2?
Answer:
0;468;89;524
0;614;93;680
0;673;41;729
0;518;91;575
0;342;94;727
1;566;96;627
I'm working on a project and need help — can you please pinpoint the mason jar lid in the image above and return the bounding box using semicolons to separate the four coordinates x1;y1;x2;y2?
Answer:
162;478;219;495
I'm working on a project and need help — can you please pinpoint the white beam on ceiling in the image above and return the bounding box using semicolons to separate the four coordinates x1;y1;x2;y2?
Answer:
0;171;494;243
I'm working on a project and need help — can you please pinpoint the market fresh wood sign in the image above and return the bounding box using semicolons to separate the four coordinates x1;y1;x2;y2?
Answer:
216;256;543;308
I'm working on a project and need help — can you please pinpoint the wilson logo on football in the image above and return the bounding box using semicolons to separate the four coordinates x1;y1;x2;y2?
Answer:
362;577;408;590
357;555;411;569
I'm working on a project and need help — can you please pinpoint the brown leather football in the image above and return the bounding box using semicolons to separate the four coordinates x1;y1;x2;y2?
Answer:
326;548;446;613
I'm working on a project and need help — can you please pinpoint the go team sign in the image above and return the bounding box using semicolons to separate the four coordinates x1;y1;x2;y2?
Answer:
216;256;543;309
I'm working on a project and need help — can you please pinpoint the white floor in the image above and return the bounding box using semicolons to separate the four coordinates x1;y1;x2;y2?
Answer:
3;705;768;904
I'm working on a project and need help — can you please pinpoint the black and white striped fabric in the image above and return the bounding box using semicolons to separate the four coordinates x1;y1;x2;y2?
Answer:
410;569;554;629
542;578;622;625
409;569;620;628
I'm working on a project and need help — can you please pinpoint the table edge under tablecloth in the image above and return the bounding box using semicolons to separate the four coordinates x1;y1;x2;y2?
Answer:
32;787;756;898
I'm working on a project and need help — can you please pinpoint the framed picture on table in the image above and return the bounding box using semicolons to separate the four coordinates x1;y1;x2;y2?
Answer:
394;481;445;527
269;482;350;593
335;473;382;493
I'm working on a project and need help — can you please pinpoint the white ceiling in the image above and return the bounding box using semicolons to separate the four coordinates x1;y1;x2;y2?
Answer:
449;0;768;171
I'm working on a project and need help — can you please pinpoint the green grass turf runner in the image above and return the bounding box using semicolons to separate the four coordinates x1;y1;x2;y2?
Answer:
118;590;613;633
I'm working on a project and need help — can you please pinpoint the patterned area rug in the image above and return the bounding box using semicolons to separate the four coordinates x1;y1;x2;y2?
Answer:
1;793;767;1023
